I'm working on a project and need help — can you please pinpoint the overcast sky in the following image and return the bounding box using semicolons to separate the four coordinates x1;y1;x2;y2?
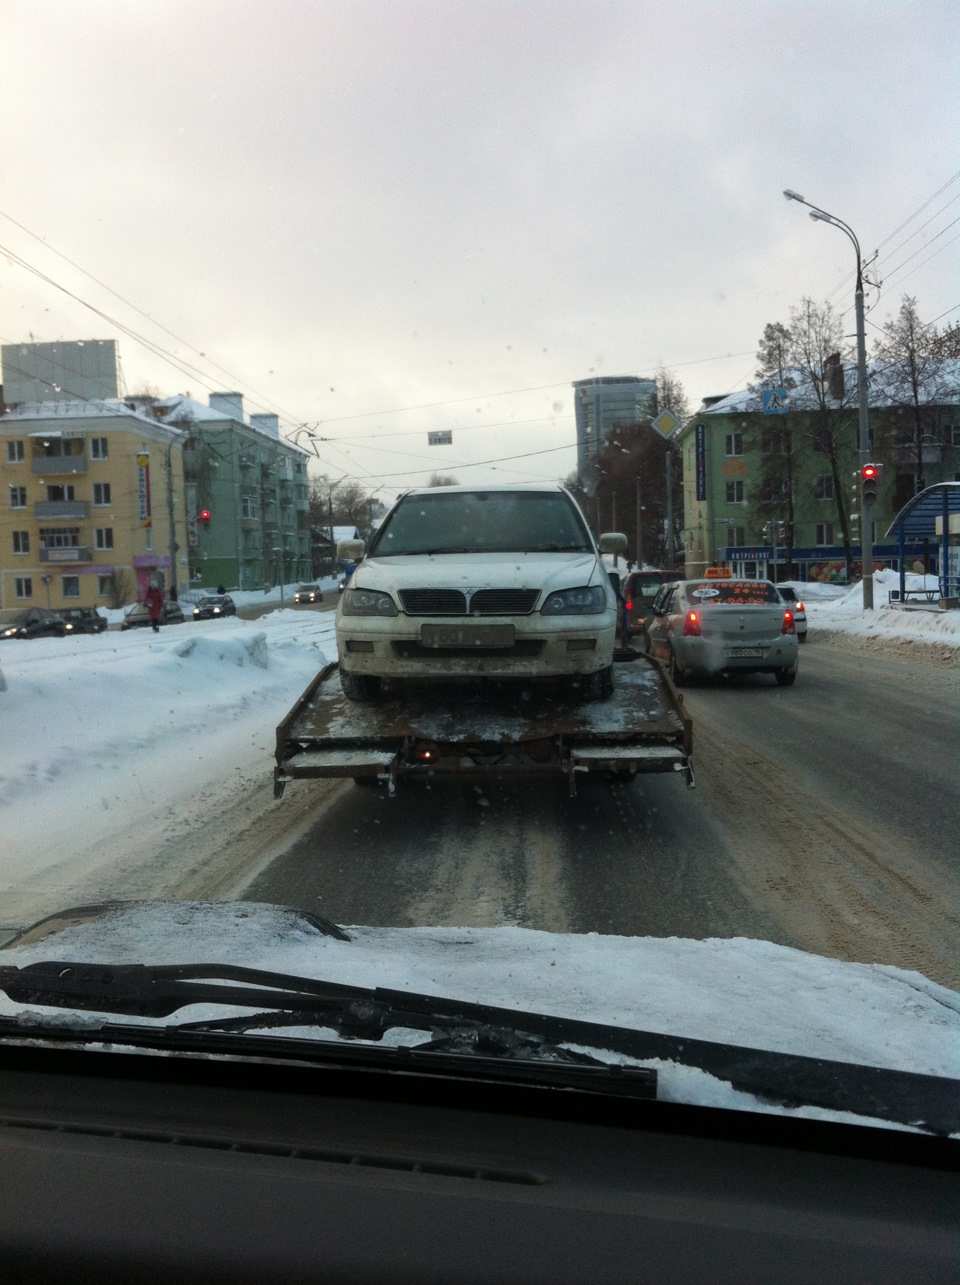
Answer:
3;0;958;503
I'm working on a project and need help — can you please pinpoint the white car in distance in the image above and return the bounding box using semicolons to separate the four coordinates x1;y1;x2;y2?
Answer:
335;484;625;701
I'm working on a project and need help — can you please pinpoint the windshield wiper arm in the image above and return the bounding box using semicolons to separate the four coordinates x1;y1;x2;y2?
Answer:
2;961;957;1132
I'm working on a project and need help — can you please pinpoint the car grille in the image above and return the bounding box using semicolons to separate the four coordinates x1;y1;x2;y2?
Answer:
398;588;540;616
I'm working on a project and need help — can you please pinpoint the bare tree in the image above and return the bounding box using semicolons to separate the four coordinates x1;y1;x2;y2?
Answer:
582;420;683;567
752;321;802;571
871;295;952;495
105;569;133;609
654;364;689;422
427;472;458;487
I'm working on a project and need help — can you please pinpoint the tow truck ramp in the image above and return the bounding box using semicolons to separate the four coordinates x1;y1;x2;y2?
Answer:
275;652;693;797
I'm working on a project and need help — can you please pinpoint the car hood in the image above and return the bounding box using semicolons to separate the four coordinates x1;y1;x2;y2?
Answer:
1;898;957;1133
353;551;604;598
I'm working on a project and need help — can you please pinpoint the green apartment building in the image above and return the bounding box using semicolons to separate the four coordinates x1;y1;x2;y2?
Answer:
678;364;960;583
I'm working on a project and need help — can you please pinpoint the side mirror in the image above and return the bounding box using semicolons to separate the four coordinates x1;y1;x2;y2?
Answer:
598;532;628;556
337;538;365;560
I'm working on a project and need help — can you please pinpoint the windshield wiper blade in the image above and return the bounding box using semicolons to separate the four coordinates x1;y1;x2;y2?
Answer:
1;961;957;1132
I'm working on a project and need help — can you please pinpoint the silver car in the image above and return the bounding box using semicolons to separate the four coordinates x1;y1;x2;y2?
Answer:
644;577;799;686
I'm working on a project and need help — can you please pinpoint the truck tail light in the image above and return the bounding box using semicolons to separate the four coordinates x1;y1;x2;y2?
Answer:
683;611;701;637
782;610;796;634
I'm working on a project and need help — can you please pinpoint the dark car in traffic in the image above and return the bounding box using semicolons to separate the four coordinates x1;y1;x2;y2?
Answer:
0;606;68;640
294;583;324;604
120;600;186;630
192;594;236;620
56;606;109;635
622;569;681;636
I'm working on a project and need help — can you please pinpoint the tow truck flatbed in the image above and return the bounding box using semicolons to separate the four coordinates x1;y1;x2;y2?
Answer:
274;650;693;796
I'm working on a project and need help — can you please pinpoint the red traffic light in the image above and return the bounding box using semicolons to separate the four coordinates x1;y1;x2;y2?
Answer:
199;508;212;522
861;464;879;480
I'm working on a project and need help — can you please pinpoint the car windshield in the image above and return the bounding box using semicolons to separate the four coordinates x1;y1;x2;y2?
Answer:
371;490;592;555
1;0;958;1154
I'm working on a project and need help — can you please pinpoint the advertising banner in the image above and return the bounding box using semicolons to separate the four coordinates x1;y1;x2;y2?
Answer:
137;453;152;528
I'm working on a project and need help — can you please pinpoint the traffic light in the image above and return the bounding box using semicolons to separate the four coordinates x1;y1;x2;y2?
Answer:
860;463;882;505
199;508;212;525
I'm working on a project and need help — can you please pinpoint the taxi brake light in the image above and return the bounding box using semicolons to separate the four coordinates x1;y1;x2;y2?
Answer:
781;610;796;634
683;610;701;636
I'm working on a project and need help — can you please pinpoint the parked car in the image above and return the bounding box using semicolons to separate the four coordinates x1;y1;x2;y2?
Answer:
56;607;108;635
120;600;186;630
0;606;67;640
643;575;799;685
294;584;324;604
335;483;625;700
192;594;236;620
775;585;808;642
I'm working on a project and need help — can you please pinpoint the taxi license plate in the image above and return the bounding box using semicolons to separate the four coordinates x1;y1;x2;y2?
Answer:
420;624;515;648
727;647;762;658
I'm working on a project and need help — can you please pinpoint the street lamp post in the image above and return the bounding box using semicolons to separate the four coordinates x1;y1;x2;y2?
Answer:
783;190;873;609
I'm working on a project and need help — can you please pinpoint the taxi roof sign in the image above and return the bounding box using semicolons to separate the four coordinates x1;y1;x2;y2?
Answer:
704;566;732;578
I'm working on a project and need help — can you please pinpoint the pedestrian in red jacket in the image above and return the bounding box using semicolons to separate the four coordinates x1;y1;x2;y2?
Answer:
144;582;165;633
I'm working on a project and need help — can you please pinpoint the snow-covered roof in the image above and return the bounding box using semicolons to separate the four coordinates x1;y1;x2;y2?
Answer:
153;395;308;456
1;398;181;429
696;358;960;418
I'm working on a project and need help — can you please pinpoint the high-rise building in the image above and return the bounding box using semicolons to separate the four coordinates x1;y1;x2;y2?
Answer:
572;376;657;473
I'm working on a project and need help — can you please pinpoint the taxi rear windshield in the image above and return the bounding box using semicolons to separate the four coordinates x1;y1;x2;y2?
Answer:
687;581;781;605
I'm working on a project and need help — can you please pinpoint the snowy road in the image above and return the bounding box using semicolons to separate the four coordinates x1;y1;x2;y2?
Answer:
243;638;960;991
2;581;958;995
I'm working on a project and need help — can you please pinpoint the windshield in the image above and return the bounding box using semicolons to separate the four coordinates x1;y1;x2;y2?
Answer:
369;489;592;556
1;0;958;1143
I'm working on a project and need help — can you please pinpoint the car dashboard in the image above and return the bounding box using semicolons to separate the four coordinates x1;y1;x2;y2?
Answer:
1;1038;957;1283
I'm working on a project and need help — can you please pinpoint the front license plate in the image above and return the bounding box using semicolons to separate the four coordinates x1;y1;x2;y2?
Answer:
727;647;762;658
420;624;515;648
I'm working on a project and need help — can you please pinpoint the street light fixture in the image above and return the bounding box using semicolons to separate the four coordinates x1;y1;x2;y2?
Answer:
783;188;874;607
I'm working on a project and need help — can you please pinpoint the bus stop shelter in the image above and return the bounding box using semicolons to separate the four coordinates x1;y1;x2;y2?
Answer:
885;481;960;603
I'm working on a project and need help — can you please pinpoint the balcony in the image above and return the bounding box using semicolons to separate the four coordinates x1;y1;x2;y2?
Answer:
35;500;90;520
32;454;87;475
39;547;92;564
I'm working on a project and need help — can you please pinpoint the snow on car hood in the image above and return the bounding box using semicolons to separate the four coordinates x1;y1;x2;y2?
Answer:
2;900;957;1089
352;551;605;598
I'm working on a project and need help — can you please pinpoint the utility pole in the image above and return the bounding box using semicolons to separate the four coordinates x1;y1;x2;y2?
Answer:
165;445;178;600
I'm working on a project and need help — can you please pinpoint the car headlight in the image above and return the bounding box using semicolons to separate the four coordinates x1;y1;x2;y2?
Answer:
341;587;398;617
540;585;608;615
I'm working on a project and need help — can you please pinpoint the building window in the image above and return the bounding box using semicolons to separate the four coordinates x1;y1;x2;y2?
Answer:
97;575;113;597
726;526;746;546
761;429;783;454
759;478;792;504
12;531;30;554
725;480;745;504
62;575;80;598
240;494;260;520
813;475;834;500
811;427;832;453
815;523;834;546
724;433;743;456
93;482;112;505
40;527;81;549
9;485;27;508
89;437;109;460
6;440;25;463
15;577;32;599
47;483;76;502
95;527;114;550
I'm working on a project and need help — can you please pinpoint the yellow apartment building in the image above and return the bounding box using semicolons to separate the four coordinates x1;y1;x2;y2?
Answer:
0;400;188;611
